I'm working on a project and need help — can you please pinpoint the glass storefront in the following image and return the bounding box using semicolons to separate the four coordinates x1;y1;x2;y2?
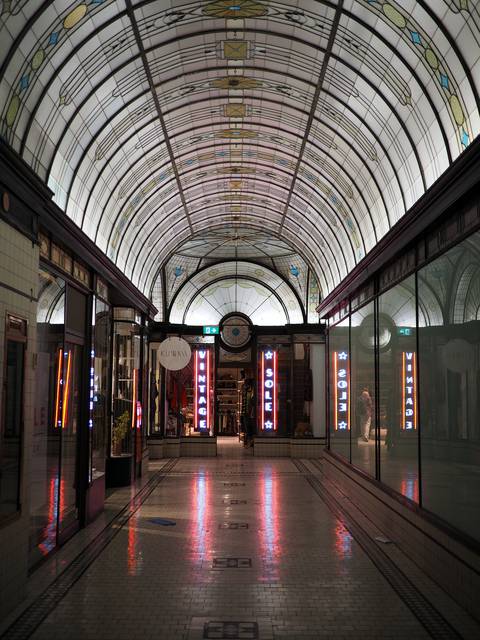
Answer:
326;229;480;543
164;343;215;437
256;344;292;436
328;318;350;461
90;297;111;483
378;276;418;501
350;302;376;477
111;315;141;456
418;232;480;539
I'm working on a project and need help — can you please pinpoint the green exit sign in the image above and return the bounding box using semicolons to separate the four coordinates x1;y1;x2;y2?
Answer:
203;326;219;335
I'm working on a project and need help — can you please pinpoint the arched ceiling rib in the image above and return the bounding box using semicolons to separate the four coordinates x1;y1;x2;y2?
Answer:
1;0;479;310
168;260;305;325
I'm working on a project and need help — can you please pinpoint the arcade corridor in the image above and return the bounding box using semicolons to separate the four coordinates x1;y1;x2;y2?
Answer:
2;454;479;640
1;0;480;636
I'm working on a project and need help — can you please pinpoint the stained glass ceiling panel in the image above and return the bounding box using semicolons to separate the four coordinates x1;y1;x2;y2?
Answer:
0;0;478;318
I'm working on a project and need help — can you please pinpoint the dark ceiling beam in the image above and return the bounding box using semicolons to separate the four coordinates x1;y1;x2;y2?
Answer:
124;0;193;233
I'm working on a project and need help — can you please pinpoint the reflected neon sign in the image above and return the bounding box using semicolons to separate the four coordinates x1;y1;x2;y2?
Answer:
333;351;350;430
261;350;277;430
194;349;210;433
402;352;417;430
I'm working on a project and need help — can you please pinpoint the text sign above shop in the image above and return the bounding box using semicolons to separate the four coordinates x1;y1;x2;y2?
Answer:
402;352;417;430
158;337;192;371
333;351;350;430
261;350;277;430
203;325;219;335
194;349;210;433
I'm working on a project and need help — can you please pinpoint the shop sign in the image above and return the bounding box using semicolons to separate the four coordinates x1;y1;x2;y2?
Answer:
333;351;350;430
159;337;192;371
261;350;277;430
88;349;95;430
402;352;417;430
194;349;210;432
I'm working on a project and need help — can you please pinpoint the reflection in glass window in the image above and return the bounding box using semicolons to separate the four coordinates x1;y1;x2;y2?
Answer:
378;276;419;501
418;231;480;540
30;271;65;565
350;303;376;477
90;298;111;481
328;318;350;461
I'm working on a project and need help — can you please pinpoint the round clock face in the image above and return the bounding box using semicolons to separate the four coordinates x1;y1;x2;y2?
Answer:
221;315;251;349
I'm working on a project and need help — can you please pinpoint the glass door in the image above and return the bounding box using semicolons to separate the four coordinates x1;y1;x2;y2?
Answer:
58;342;82;539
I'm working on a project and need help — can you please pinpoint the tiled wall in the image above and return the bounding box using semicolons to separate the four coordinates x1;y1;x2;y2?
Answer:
0;220;39;619
323;451;480;622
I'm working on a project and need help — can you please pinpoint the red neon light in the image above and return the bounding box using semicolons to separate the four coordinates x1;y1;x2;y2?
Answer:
194;349;210;432
194;350;198;430
262;350;277;431
131;369;137;429
206;349;210;433
62;351;71;428
261;352;265;429
333;352;338;430
402;352;417;430
333;351;349;431
273;351;277;430
54;348;63;428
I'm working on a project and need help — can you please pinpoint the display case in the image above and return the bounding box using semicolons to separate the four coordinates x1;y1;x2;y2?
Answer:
107;309;141;486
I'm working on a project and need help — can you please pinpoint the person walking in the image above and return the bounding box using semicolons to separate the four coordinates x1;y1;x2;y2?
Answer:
358;387;372;442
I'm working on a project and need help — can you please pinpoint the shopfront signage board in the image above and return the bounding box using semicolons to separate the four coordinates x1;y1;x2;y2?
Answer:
158;337;192;371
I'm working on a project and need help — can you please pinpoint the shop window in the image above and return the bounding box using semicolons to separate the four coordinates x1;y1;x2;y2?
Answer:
350;302;376;477
112;321;141;455
164;344;214;437
257;343;292;436
328;318;350;460
418;230;480;540
90;298;111;482
148;343;162;436
378;276;419;501
30;271;65;564
0;315;26;520
292;341;325;438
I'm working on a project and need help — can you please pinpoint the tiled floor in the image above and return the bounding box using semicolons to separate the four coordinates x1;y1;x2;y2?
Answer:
3;440;479;639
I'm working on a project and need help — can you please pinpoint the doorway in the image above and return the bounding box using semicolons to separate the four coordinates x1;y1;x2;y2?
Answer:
216;367;244;438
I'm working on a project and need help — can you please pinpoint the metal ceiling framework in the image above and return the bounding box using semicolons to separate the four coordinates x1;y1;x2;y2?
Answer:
0;0;479;324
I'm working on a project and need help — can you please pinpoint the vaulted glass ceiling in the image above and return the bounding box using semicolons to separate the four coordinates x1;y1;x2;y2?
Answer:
1;0;479;317
169;260;304;325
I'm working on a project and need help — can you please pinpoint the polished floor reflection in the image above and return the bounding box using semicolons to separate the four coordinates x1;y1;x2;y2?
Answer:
18;447;477;639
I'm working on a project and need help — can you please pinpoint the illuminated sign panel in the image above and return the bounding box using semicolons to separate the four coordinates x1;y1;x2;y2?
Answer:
203;326;219;335
402;352;417;430
88;349;95;430
333;351;350;430
261;350;277;430
194;349;210;433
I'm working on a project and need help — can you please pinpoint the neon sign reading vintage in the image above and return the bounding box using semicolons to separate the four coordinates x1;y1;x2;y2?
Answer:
333;351;350;430
194;349;210;433
261;350;277;430
88;349;95;431
402;352;417;430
